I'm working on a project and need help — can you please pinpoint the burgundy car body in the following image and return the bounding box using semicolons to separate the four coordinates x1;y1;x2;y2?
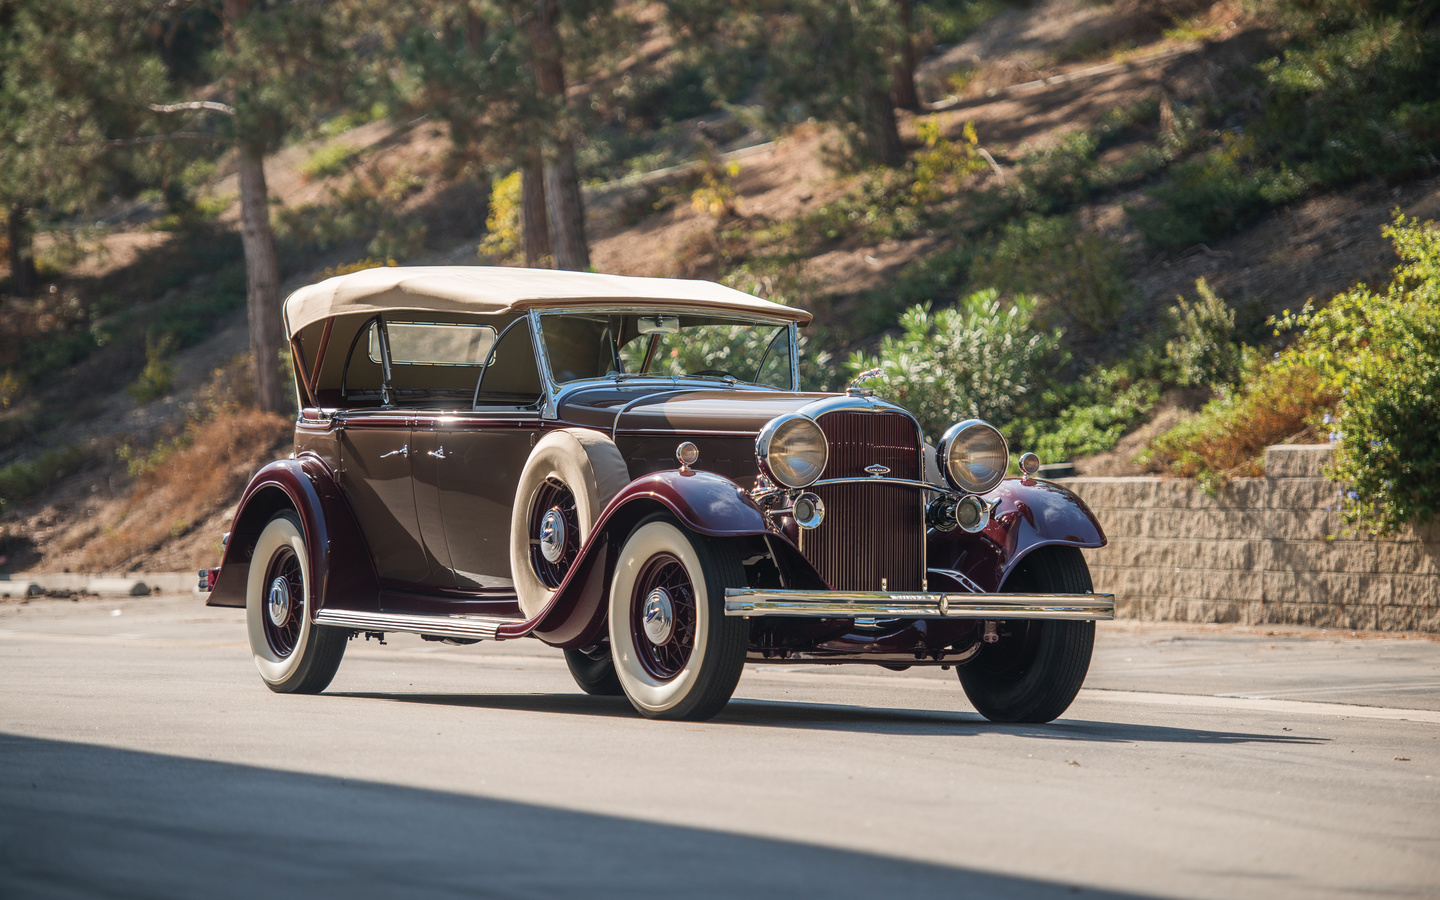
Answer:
208;266;1111;673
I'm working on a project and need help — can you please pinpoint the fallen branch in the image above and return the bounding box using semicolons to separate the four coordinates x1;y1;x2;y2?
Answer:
148;100;236;116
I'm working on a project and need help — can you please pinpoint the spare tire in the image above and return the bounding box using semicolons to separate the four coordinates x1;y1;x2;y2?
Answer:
510;428;629;618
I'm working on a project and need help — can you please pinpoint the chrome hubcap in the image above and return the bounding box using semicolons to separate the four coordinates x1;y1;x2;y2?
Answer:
539;507;567;564
642;587;674;645
267;576;291;627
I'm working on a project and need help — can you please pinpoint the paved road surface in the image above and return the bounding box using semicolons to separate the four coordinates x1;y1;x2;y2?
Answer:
2;594;1437;899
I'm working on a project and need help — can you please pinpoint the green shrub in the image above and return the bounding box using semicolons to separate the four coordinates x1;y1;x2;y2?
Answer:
1277;213;1440;534
301;143;362;180
1164;278;1244;389
1142;214;1440;527
1016;366;1158;463
129;332;176;404
918;0;1004;45
1253;19;1440;186
0;444;93;511
1130;136;1310;249
970;214;1130;336
846;291;1063;440
1004;132;1100;214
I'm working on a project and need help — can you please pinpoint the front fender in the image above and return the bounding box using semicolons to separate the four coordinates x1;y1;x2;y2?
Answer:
928;477;1106;592
527;469;772;646
205;454;380;614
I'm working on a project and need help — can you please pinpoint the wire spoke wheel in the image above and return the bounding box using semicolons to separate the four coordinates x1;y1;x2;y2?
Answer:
628;553;698;682
260;546;305;658
608;514;749;720
245;511;347;695
528;478;578;588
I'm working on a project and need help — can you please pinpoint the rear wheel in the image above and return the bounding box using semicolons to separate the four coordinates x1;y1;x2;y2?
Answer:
608;515;748;720
563;644;624;696
957;547;1095;723
245;512;347;694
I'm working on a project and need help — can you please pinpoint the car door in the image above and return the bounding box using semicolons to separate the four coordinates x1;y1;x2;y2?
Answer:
410;422;456;587
437;418;541;589
437;317;546;590
336;414;434;584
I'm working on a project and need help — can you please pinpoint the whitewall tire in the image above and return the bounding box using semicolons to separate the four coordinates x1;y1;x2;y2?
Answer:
607;516;747;721
245;512;346;694
510;429;628;618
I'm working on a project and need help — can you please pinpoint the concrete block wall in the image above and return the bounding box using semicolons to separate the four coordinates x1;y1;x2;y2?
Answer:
1063;445;1440;632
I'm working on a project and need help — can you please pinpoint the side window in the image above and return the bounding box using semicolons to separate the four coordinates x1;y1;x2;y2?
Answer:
369;322;495;366
475;321;542;406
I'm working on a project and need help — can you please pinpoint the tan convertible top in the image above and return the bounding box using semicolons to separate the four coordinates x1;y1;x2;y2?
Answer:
283;265;811;337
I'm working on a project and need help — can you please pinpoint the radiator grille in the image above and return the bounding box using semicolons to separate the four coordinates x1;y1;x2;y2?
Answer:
801;411;924;591
820;411;921;479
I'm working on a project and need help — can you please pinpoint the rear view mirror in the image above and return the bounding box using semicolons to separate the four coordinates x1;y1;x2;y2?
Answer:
637;315;680;335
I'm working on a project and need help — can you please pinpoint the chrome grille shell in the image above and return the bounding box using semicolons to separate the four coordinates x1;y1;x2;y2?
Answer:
798;406;926;591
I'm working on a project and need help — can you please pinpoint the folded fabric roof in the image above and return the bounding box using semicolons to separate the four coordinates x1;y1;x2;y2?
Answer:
283;265;811;337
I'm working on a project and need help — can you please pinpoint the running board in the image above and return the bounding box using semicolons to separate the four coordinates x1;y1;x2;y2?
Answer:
313;608;526;641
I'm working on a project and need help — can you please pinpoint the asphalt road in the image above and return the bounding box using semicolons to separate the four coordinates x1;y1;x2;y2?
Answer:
2;593;1437;900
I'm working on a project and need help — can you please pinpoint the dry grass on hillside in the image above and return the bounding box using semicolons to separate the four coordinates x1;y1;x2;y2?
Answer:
65;408;290;572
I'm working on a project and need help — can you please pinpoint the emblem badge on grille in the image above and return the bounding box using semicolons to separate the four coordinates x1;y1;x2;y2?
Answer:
865;464;890;477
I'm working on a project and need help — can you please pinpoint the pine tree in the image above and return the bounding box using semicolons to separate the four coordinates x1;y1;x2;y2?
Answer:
668;0;907;167
145;0;356;413
0;0;169;297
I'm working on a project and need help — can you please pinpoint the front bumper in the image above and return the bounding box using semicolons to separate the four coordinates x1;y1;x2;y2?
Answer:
723;588;1114;621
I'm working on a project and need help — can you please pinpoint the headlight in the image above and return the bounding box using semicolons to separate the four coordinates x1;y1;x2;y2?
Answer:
756;414;828;488
937;419;1008;494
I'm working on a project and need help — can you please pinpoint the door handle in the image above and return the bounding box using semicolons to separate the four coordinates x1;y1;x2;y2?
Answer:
380;444;409;459
427;447;448;459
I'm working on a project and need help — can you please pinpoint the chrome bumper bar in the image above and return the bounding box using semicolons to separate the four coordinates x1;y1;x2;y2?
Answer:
723;589;1114;621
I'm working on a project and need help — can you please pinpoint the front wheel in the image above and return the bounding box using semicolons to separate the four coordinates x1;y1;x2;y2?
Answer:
607;515;748;720
245;512;347;694
957;547;1096;723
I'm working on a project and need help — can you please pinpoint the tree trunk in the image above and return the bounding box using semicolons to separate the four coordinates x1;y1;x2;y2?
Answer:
6;205;39;298
862;86;905;167
543;145;589;271
522;0;590;272
889;0;920;110
521;152;551;267
237;151;287;414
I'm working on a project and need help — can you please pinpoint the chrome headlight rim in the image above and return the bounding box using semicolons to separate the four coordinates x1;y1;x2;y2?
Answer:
936;419;1009;495
756;413;828;489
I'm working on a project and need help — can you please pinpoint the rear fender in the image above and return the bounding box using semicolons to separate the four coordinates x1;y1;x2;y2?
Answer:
529;469;825;646
205;455;380;614
927;477;1106;593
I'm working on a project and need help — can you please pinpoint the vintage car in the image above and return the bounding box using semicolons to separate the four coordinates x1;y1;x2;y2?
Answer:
204;266;1113;722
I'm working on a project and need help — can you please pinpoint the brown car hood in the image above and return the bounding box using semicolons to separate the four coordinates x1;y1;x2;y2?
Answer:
558;386;833;436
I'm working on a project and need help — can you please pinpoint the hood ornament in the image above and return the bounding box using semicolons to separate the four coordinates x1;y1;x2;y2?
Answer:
865;464;890;477
847;367;884;396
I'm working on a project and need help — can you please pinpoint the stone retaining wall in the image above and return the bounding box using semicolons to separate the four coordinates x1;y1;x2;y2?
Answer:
1063;445;1440;632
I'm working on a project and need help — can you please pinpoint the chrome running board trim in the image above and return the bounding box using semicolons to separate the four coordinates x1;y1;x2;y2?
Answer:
723;589;1114;621
314;608;524;641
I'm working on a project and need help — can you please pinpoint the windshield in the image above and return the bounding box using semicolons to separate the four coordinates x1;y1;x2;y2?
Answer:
537;311;795;389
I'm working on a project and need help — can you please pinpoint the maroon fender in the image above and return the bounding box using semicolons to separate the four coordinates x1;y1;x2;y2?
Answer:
522;469;775;647
927;476;1107;592
205;454;380;614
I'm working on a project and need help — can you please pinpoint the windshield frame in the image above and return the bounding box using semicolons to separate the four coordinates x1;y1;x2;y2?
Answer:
529;307;800;414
